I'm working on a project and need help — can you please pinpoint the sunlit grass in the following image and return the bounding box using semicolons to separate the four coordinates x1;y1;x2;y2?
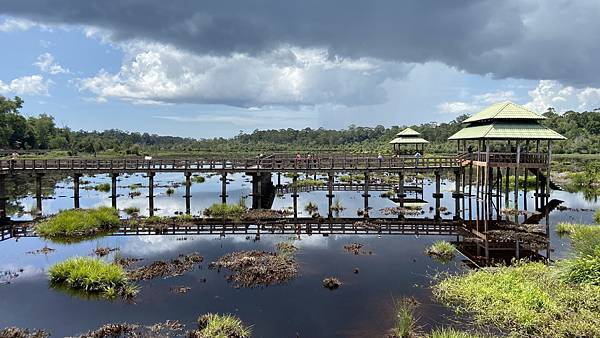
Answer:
192;313;251;338
425;241;455;262
428;328;486;338
203;203;246;218
94;183;111;192
391;297;418;338
36;207;120;238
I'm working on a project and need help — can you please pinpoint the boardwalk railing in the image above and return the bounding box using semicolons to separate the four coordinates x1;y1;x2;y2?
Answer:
461;152;548;165
0;155;461;173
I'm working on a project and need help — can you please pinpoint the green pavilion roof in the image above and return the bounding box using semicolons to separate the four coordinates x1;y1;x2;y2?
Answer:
396;127;421;137
462;101;545;124
389;137;429;144
448;122;566;140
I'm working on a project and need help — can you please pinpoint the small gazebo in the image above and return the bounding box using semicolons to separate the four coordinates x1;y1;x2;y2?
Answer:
389;127;429;155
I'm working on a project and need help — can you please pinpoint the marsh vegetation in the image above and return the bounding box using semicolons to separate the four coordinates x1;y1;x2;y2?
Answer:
36;207;119;240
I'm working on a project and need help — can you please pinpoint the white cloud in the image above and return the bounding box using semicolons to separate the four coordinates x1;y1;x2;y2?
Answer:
34;53;69;74
76;42;412;107
525;80;600;113
0;75;51;96
0;17;34;32
437;90;515;114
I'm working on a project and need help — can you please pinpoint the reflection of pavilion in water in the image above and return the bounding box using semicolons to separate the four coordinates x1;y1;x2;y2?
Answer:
0;102;567;265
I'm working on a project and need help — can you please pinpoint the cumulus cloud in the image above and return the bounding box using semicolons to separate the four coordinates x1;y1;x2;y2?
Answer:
3;1;600;86
76;42;412;107
34;52;69;74
0;17;34;32
0;75;51;95
437;90;515;114
525;80;600;113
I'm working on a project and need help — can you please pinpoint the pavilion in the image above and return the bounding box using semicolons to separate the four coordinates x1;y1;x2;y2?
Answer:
389;127;429;155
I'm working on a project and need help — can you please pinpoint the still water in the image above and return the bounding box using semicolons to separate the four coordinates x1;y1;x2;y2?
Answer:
0;172;597;336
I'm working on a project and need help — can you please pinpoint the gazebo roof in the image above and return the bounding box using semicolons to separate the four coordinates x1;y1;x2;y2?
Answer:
462;101;545;124
448;122;566;140
396;127;421;137
389;137;429;144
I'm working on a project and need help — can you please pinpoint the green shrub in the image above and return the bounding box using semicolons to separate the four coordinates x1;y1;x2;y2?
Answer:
94;183;111;192
595;209;600;224
165;187;175;196
48;257;136;299
569;225;600;257
194;313;251;338
561;255;600;285
36;207;120;238
203;203;246;218
555;222;580;236
192;175;206;183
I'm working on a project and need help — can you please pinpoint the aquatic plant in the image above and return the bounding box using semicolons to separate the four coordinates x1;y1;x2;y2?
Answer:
0;327;49;338
48;257;137;299
560;255;600;285
323;277;342;290
36;207;120;238
568;224;600;257
293;178;324;188
165;187;176;196
380;189;396;198
425;241;455;261
124;206;140;215
304;201;319;214
175;213;194;223
191;313;251;338
192;175;206;183
555;222;580;236
428;328;486;338
203;203;246;218
129;183;142;190
94;183;111;192
330;198;346;214
595;209;600;224
390;297;418;338
434;261;600;337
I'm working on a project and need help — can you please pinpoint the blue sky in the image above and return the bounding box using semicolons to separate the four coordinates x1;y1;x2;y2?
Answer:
1;1;600;138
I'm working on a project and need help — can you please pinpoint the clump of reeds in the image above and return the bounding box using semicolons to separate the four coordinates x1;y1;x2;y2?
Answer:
94;183;111;192
425;241;455;262
203;203;246;219
390;297;418;338
192;175;206;184
304;201;319;215
165;187;175;196
36;207;120;238
190;313;251;338
124;206;140;216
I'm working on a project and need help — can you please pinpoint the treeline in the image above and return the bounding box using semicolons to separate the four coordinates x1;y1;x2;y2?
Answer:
1;95;599;155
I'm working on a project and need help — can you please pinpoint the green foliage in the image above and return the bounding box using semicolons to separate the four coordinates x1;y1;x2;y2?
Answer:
425;241;455;262
124;206;140;215
36;207;120;238
569;225;600;257
391;298;417;338
304;201;319;214
48;257;136;299
165;187;175;196
94;183;111;192
129;183;142;190
596;209;600;224
428;328;486;338
194;313;252;338
555;222;580;236
293;178;324;188
560;255;600;285
434;262;600;337
203;203;246;218
192;175;206;183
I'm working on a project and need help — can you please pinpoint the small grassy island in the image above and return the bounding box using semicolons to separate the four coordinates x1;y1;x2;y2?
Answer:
190;313;252;338
48;257;138;299
433;224;600;337
36;207;120;241
425;241;456;262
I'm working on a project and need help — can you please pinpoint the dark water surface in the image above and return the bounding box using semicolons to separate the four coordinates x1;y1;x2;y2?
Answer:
0;172;598;336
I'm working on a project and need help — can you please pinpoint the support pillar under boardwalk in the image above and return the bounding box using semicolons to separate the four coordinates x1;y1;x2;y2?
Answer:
292;175;298;220
362;171;370;218
220;172;228;204
250;172;275;209
35;173;44;215
0;174;8;224
432;171;443;220
397;172;405;207
148;172;155;217
327;172;335;218
73;173;81;209
110;172;119;209
184;172;192;215
452;169;463;220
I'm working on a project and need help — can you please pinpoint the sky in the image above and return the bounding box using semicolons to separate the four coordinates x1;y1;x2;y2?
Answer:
1;0;600;138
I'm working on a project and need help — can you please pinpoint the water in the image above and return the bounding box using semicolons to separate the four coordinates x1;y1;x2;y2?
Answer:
0;172;597;336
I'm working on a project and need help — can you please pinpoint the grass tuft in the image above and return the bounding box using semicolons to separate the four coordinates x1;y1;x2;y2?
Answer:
391;297;418;338
192;313;251;338
425;241;455;262
48;256;137;299
94;183;111;192
203;203;246;218
124;206;140;215
555;222;580;236
595;209;600;224
428;328;486;338
36;207;120;239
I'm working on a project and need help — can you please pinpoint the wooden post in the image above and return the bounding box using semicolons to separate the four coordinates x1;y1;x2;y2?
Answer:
0;174;7;223
454;169;461;220
398;171;405;206
546;141;552;234
434;170;442;220
363;171;370;218
148;172;155;217
184;172;192;215
523;168;528;212
327;172;334;218
514;145;521;216
111;172;119;209
220;172;228;204
35;173;43;215
535;168;540;210
73;173;81;209
292;175;298;220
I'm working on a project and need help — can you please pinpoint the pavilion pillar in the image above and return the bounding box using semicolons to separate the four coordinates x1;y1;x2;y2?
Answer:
504;167;510;207
546;141;552;234
220;172;228;204
277;172;281;187
73;173;81;209
398;171;405;206
292;175;298;220
148;172;155;216
184;172;192;215
327;172;334;218
468;162;473;197
363;171;370;218
35;173;43;215
111;172;119;209
496;167;501;219
453;169;462;220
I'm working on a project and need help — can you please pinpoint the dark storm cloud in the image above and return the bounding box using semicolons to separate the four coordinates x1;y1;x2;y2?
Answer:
2;0;600;86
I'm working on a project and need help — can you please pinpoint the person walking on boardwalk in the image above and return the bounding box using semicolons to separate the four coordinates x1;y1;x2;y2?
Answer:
414;151;422;167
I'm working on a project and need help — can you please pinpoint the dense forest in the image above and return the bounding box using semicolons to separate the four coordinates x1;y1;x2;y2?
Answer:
1;96;599;156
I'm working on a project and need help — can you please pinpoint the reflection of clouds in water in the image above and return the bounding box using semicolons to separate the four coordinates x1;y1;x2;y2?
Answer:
0;264;45;280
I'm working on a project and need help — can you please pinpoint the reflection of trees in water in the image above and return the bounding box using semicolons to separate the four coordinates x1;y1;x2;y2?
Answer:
564;184;600;202
5;172;68;199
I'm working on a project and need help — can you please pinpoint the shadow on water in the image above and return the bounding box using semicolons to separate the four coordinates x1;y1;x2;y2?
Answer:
0;171;597;337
